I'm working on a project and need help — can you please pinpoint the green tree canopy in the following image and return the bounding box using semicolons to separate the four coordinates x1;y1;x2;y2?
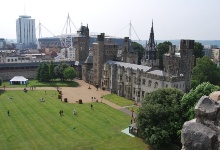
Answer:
131;42;145;65
40;63;50;82
137;88;184;148
49;60;55;81
54;63;69;80
192;56;220;88
36;63;43;81
64;67;77;80
193;42;204;65
0;77;2;86
157;41;172;70
181;82;220;121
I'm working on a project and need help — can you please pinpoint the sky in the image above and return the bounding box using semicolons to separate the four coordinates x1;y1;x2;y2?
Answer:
0;0;220;41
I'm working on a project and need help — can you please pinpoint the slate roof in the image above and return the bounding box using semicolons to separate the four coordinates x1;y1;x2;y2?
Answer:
84;53;93;64
147;70;169;76
105;60;151;72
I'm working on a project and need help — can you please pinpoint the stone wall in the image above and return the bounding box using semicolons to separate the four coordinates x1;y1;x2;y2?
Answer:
0;69;37;81
181;96;220;150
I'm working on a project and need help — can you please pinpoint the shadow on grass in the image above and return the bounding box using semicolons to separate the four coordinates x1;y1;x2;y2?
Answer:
148;143;180;150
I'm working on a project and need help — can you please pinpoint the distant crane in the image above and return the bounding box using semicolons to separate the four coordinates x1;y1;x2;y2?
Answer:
114;20;141;41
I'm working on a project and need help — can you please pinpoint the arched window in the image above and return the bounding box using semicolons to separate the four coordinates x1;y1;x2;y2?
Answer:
142;79;146;85
148;80;152;87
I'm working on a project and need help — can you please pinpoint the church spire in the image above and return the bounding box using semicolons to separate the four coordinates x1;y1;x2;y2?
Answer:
148;20;155;49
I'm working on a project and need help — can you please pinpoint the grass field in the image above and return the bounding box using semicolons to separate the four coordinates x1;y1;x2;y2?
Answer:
1;79;79;88
102;94;135;107
0;90;149;150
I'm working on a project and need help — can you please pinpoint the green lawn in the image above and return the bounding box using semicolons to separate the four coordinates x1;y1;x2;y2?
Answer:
1;79;79;88
0;90;149;150
103;94;135;107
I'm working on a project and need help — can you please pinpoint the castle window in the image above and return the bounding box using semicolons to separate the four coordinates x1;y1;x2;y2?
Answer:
138;91;140;97
154;82;158;88
120;75;122;81
148;80;152;87
138;79;141;85
8;59;10;62
166;84;168;88
176;84;178;88
11;59;13;62
142;79;146;85
142;91;145;97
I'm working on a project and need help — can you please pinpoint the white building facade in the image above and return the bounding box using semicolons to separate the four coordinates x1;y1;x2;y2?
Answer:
16;15;36;45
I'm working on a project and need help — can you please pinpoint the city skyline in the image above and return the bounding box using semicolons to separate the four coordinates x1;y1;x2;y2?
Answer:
0;0;220;41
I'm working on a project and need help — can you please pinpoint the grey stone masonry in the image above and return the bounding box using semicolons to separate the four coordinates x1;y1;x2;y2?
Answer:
181;96;220;150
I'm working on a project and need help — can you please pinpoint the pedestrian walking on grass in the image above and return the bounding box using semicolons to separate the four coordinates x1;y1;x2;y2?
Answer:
91;104;93;109
7;110;10;116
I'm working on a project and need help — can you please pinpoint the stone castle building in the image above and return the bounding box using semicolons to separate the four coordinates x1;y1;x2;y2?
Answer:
0;23;194;102
77;23;194;102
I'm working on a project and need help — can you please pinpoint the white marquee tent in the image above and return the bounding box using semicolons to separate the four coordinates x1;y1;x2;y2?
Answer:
10;76;28;85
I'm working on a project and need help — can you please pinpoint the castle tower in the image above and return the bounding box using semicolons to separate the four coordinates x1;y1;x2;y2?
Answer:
141;21;159;67
93;33;105;86
74;24;90;62
179;39;195;92
122;37;138;64
163;45;177;76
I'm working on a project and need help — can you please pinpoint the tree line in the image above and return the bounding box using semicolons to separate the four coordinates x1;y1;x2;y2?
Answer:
36;61;77;82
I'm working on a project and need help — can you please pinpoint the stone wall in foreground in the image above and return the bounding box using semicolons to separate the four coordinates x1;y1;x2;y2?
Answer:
181;96;220;150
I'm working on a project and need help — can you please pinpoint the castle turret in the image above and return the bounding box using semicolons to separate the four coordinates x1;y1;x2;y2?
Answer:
179;39;195;92
93;33;105;86
74;24;90;62
122;37;138;64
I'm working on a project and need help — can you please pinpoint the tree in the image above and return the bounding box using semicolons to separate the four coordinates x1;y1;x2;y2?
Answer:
54;63;69;80
131;42;145;65
157;41;172;70
192;56;220;88
64;67;77;80
193;42;204;65
181;82;220;121
137;88;184;148
0;77;2;86
49;60;55;81
40;63;50;82
36;63;43;81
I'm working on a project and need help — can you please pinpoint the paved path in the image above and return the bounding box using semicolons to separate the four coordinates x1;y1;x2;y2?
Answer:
2;79;136;117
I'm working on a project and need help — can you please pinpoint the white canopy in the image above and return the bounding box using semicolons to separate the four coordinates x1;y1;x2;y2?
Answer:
10;76;28;85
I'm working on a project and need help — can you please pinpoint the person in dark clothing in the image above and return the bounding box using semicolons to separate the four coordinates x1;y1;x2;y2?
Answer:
7;110;10;116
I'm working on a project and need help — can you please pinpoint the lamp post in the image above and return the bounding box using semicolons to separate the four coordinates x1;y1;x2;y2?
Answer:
3;84;6;91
